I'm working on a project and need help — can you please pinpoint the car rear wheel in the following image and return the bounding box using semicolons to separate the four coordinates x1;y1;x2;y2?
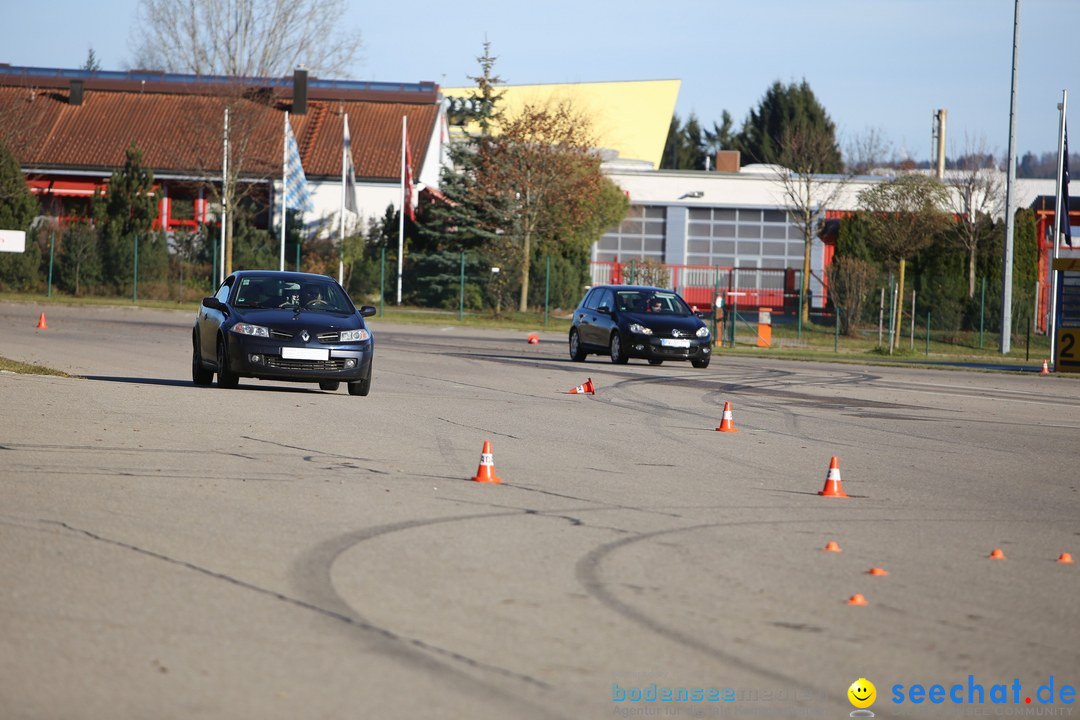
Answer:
609;332;628;364
319;381;340;392
192;335;213;386
216;338;239;388
569;329;587;362
691;355;711;369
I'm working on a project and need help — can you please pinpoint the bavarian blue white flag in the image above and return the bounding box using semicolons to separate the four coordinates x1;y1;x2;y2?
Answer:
284;113;314;213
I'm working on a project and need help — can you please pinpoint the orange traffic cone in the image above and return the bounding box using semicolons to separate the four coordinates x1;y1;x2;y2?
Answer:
1041;359;1050;375
568;378;595;395
714;402;738;432
867;567;889;576
36;312;48;329
470;440;503;484
818;456;848;497
1056;552;1074;564
847;593;868;606
989;548;1006;560
527;333;539;345
823;541;843;553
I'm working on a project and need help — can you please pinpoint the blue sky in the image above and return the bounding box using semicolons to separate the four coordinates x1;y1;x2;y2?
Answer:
3;0;1077;159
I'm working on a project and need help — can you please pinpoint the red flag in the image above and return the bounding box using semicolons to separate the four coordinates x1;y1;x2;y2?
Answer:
404;121;416;222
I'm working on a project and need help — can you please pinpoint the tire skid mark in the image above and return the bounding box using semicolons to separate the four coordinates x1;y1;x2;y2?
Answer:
48;517;559;703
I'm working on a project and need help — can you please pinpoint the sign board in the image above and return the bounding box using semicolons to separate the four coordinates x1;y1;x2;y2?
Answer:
0;229;26;253
1055;268;1080;373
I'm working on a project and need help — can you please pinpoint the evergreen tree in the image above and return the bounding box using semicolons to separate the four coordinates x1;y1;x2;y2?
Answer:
94;143;159;294
733;80;842;172
0;140;41;290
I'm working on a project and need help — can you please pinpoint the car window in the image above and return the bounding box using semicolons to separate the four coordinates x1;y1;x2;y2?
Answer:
645;292;691;316
596;289;614;312
616;290;646;312
582;288;599;310
215;278;233;304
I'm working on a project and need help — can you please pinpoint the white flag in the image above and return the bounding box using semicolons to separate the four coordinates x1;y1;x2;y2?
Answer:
284;115;314;213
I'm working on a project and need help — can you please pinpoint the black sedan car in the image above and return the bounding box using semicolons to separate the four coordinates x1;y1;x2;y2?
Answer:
568;285;712;367
192;270;376;395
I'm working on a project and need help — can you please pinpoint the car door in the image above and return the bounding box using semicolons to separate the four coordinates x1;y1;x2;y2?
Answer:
198;277;233;363
575;288;599;348
589;288;616;347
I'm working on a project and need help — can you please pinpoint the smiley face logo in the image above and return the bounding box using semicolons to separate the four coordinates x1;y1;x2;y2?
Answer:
848;678;877;709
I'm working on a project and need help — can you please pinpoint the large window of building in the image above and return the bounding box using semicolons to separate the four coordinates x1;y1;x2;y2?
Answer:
595;205;666;263
686;207;802;269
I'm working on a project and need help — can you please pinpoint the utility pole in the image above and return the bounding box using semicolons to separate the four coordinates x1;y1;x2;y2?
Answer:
1000;0;1020;354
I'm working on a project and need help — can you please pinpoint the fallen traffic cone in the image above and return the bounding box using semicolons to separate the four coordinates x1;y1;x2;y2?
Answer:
714;402;738;432
989;548;1006;560
823;541;843;553
817;456;848;497
847;593;868;606
568;378;595;395
1057;552;1074;564
1041;359;1050;375
867;567;889;576
36;312;48;329
470;440;503;484
527;333;539;345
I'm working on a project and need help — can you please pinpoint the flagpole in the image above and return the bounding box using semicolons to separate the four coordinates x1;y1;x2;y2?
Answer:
340;114;347;285
1049;90;1068;367
397;115;406;305
220;106;228;284
280;112;288;272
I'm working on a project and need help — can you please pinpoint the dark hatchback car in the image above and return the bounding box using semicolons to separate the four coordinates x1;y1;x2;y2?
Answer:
192;270;376;395
569;285;712;368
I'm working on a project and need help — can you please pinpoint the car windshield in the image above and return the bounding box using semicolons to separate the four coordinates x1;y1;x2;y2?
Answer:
615;290;690;316
234;277;354;313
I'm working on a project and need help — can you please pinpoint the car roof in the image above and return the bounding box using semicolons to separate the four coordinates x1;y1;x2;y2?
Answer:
594;285;677;293
231;270;336;283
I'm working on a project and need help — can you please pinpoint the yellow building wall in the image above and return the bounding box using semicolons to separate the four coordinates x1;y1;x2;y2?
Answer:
442;79;680;170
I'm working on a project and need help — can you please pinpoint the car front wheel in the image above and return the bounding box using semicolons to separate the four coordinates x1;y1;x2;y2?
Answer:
569;328;587;362
319;381;340;392
216;338;239;388
609;332;628;364
348;366;371;396
692;355;711;369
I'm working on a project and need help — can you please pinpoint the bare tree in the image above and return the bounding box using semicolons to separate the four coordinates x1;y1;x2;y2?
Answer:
774;122;850;324
944;136;1003;298
858;174;951;349
827;256;877;336
845;126;894;176
130;0;361;78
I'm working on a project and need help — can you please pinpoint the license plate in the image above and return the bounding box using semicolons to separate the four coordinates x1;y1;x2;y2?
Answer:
661;338;691;348
281;347;329;361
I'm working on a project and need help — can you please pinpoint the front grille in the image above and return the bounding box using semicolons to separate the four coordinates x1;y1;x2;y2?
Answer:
316;332;339;343
265;357;347;372
270;329;293;340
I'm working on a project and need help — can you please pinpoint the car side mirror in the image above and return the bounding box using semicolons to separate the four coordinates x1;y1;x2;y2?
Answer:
359;305;377;317
201;297;223;311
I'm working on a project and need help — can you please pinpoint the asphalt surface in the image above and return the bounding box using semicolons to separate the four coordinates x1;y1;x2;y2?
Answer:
1;301;1079;719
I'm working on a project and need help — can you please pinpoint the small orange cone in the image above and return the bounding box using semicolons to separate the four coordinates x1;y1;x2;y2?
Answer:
1057;552;1074;564
817;456;848;497
989;548;1006;560
1041;359;1050;375
714;402;738;432
36;312;48;329
470;440;503;484
527;333;539;345
823;541;843;553
867;567;889;576
847;593;868;606
568;378;596;395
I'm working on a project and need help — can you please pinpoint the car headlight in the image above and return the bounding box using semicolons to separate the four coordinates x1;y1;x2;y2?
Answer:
696;326;710;338
628;323;653;335
231;323;270;338
339;328;370;342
